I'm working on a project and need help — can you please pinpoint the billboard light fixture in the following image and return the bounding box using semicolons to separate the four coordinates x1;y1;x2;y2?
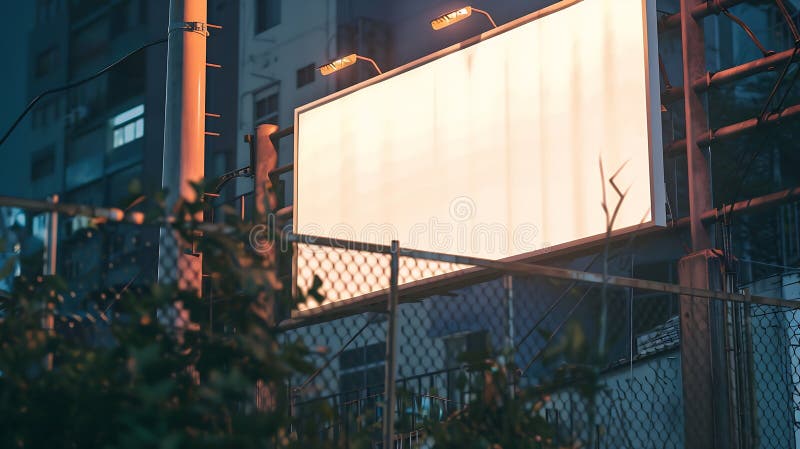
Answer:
319;54;383;76
431;6;497;30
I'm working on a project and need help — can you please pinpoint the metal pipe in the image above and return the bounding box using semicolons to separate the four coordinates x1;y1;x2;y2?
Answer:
702;187;800;222
663;47;800;106
660;0;747;30
269;163;294;178
268;125;294;144
679;3;741;443
696;46;800;92
472;8;498;28
666;101;800;155
382;240;400;449
355;55;383;75
680;0;713;251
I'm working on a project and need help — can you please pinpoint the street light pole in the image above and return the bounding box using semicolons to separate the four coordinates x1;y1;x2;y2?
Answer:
160;0;207;292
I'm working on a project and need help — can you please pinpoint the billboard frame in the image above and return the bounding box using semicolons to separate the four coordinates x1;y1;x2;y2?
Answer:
291;0;664;319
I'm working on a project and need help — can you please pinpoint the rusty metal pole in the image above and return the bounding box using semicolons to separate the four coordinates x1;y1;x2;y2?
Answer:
254;123;279;325
159;0;207;292
680;0;712;253
254;124;280;223
678;0;732;447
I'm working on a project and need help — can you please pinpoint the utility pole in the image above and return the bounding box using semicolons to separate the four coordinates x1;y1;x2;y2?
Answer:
159;0;207;292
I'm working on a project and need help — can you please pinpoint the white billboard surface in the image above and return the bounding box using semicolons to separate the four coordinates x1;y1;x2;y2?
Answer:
294;0;664;314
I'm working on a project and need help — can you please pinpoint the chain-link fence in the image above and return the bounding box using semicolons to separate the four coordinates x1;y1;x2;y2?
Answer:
2;196;800;448
281;232;800;449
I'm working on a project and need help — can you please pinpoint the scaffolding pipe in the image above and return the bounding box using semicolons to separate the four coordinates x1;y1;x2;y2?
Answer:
268;125;295;144
666;101;800;155
669;186;800;228
698;46;800;91
662;47;800;105
660;0;747;30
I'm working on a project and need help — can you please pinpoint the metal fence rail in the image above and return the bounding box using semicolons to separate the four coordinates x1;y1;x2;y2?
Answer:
281;232;800;449
1;194;799;448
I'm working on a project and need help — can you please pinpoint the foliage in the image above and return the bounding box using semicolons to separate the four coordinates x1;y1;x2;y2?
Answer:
424;330;604;449
0;182;337;449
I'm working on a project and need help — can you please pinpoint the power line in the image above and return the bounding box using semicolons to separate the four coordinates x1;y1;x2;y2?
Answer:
0;37;167;148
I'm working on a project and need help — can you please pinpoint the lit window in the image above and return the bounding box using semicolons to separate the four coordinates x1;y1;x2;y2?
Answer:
135;118;144;138
111;104;144;148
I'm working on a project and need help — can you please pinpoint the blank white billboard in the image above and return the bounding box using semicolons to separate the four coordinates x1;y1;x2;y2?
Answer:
293;0;664;314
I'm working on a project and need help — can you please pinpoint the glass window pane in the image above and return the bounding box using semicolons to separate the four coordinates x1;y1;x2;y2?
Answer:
113;128;124;148
134;118;144;138
123;122;135;143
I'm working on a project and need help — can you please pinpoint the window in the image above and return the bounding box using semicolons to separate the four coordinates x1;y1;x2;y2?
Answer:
110;104;144;148
35;47;58;78
255;0;280;34
31;146;56;181
253;86;279;125
296;63;315;88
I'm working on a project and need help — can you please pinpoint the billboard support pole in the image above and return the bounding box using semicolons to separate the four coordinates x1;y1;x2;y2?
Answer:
678;0;735;447
383;240;400;448
254;123;280;325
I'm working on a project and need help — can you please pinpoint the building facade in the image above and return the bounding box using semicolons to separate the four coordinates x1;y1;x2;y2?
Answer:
14;0;240;294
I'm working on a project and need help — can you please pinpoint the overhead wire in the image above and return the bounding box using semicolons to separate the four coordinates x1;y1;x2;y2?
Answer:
0;38;168;148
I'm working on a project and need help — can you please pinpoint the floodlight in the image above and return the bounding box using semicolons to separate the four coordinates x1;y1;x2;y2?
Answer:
319;54;383;76
431;6;497;30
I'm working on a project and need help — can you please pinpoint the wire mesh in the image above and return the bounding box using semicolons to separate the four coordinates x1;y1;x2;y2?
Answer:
283;235;800;449
2;199;800;448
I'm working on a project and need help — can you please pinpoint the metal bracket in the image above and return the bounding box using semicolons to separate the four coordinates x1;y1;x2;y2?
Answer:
168;21;210;37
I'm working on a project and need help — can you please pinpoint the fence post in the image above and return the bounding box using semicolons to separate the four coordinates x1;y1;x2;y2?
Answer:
44;195;58;277
42;194;59;371
383;240;399;449
503;274;515;397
